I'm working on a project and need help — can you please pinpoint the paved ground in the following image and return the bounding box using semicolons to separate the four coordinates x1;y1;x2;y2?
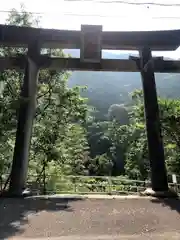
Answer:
0;195;180;239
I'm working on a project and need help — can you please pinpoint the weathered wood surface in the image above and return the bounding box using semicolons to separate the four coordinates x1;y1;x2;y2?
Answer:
1;56;180;73
0;24;180;50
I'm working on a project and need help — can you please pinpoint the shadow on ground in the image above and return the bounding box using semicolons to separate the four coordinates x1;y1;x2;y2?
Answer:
0;196;82;239
151;197;180;214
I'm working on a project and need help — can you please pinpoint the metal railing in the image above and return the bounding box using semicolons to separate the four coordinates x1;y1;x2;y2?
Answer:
26;175;180;195
1;175;180;195
27;175;148;195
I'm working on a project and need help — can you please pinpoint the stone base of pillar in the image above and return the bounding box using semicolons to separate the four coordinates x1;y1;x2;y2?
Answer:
141;188;178;198
0;188;32;198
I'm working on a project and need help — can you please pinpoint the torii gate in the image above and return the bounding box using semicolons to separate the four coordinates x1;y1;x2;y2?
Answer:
0;24;180;197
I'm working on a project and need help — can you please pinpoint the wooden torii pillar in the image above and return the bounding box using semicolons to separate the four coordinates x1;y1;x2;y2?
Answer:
139;47;169;193
8;42;40;197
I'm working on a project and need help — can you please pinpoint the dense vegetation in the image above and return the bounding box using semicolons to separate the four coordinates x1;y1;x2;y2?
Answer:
0;6;180;193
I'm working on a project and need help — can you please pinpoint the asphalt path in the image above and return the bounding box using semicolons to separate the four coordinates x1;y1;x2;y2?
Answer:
0;195;180;239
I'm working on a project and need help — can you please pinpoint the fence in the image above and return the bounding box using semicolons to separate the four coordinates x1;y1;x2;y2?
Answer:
1;175;180;195
27;175;148;195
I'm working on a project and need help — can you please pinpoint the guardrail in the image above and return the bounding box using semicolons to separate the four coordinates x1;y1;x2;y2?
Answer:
27;175;148;195
1;175;180;195
25;175;180;195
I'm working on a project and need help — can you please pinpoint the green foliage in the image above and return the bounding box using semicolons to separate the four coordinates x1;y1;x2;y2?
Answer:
85;153;113;176
86;121;111;158
122;90;180;179
108;104;129;124
0;6;90;190
6;3;41;27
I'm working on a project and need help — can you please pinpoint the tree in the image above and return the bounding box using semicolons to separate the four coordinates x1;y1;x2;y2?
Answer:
123;90;180;180
86;121;111;158
108;104;129;125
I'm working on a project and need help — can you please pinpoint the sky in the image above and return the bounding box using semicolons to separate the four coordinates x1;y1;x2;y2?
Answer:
0;0;180;58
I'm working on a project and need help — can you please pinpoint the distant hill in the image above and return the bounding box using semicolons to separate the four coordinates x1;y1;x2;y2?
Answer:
64;49;180;119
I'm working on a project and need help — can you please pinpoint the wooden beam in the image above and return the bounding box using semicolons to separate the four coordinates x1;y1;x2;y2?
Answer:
0;24;180;50
1;56;180;73
80;25;102;63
